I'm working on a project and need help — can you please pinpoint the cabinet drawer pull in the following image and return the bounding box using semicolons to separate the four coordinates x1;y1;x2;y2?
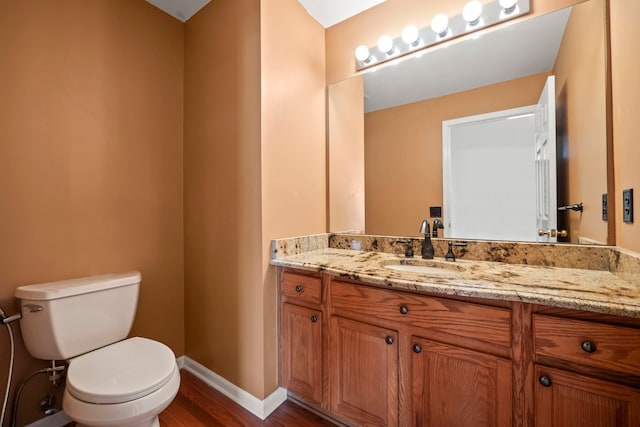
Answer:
581;341;597;353
295;285;303;293
310;315;319;323
385;336;394;345
399;305;409;315
412;344;422;354
539;375;552;387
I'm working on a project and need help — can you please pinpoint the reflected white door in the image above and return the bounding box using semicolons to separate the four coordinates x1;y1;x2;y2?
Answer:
535;76;557;243
443;106;537;242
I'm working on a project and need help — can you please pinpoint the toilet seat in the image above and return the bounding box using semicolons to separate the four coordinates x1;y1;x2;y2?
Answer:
66;337;176;404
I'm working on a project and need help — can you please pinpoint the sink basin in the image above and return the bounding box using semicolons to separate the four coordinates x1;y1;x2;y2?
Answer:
382;259;466;276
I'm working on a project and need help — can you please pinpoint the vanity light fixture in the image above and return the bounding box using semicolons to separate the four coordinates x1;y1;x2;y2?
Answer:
377;35;395;55
355;45;372;63
431;13;450;37
499;0;519;13
463;1;484;26
402;25;420;46
354;0;530;72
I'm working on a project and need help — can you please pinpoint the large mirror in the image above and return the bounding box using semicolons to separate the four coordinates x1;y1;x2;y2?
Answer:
332;0;610;244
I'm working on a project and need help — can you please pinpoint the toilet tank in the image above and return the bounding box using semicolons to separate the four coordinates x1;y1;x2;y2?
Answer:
15;272;140;361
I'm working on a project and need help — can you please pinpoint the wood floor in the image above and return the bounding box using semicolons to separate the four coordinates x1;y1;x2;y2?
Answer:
159;370;337;426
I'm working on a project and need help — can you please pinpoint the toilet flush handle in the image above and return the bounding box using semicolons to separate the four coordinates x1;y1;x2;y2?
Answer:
23;304;43;313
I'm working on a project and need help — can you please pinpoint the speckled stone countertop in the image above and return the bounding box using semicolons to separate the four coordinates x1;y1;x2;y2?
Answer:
270;233;640;318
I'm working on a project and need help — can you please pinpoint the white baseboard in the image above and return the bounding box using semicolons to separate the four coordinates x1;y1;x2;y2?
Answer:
25;410;72;427
25;356;286;425
181;356;287;420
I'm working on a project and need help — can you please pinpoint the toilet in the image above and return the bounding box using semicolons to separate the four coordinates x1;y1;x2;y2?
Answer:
15;271;180;427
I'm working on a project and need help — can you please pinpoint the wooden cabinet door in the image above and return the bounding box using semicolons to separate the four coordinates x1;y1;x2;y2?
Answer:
281;303;323;405
535;365;640;427
412;337;513;427
329;316;398;426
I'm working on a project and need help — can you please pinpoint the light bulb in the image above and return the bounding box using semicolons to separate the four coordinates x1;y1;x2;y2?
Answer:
431;14;449;37
402;25;420;46
499;0;518;13
377;35;395;55
463;1;483;25
355;45;371;62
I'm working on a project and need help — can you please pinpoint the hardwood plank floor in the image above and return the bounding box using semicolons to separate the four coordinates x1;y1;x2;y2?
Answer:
159;370;338;426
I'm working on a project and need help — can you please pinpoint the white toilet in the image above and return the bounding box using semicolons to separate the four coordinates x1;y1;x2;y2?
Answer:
15;271;180;427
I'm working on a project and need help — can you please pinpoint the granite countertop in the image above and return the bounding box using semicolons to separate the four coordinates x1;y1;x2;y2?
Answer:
271;246;640;318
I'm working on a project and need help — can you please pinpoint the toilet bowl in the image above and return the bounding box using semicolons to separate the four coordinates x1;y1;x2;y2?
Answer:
63;337;180;427
15;272;180;427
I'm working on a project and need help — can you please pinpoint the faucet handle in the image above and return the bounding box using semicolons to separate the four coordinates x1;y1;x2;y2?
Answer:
445;241;468;262
395;240;414;258
419;220;430;235
445;241;456;261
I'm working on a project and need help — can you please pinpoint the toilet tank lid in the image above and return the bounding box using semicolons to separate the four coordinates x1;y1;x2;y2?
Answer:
15;271;141;301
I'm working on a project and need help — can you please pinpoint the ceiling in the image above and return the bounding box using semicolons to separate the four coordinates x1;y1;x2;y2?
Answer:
145;0;385;26
143;1;571;115
145;0;211;22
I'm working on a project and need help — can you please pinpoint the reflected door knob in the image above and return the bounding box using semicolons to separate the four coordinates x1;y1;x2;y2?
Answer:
538;229;568;238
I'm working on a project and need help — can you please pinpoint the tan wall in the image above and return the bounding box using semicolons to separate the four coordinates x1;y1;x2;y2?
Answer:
261;0;327;397
553;0;608;244
184;0;264;398
326;0;584;84
365;73;549;236
0;1;184;424
185;0;325;399
611;0;640;252
328;77;365;233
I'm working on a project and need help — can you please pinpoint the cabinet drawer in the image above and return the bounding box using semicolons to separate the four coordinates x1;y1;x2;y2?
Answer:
330;281;511;350
534;314;640;376
282;272;322;305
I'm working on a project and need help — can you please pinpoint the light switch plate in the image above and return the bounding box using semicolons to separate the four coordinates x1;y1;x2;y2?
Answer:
623;189;633;223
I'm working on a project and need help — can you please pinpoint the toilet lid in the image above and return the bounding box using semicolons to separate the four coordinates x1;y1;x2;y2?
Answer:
66;337;177;404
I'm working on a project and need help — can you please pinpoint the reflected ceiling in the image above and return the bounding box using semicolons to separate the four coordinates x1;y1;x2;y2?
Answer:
364;7;571;112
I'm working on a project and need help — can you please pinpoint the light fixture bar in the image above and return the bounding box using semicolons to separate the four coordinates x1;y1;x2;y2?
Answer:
355;0;530;71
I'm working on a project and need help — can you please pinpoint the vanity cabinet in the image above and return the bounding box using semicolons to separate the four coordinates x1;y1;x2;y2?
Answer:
411;337;512;427
328;278;513;426
329;315;398;425
277;267;640;427
279;271;325;406
532;313;640;426
534;365;640;426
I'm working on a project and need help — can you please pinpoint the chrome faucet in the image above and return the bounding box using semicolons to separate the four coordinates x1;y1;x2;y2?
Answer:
419;220;434;259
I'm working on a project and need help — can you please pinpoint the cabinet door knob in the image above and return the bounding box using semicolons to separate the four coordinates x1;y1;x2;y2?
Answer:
399;305;409;315
310;315;319;323
581;341;596;353
295;285;303;293
385;336;394;345
539;375;552;387
412;344;422;353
